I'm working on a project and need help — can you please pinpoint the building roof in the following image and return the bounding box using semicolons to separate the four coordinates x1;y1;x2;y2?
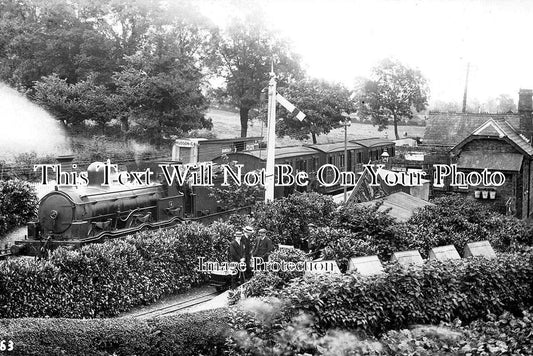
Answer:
356;191;434;222
306;141;364;153
243;146;319;161
424;113;521;147
452;118;533;157
457;152;524;171
196;136;263;144
350;138;395;147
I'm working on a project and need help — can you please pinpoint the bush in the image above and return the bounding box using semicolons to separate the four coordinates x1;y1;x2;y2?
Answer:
381;308;533;355
0;222;232;318
228;300;533;356
404;194;533;256
314;227;380;272
332;203;410;260
208;220;237;262
0;309;229;356
272;253;533;336
252;193;337;249
0;179;38;236
229;248;310;305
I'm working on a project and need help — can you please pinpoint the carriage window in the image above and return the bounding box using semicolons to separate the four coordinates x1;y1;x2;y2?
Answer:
340;154;345;168
328;156;333;165
357;152;362;163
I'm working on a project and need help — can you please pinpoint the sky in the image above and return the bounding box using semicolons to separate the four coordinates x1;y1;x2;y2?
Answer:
196;0;533;106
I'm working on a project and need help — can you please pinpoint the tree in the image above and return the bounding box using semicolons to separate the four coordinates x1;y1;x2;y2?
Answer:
32;73;116;133
113;26;212;147
211;16;302;137
358;58;429;140
0;0;117;88
430;100;461;113
496;94;516;113
275;78;356;144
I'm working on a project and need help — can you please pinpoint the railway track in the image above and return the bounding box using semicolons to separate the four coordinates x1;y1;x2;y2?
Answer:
131;290;223;319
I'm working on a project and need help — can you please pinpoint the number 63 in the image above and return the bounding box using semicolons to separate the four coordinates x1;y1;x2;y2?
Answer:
0;340;13;351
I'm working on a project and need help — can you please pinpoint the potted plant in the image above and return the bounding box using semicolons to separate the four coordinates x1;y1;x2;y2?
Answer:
482;190;489;199
474;190;481;199
489;190;496;199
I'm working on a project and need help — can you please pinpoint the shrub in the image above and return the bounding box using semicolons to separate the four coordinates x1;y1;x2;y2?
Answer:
313;227;380;272
208;220;237;262
0;222;232;318
0;309;229;356
229;248;310;305
208;180;264;210
252;193;337;249
381;308;533;355
0;179;38;236
332;203;410;260
271;253;533;336
405;194;533;256
459;308;533;355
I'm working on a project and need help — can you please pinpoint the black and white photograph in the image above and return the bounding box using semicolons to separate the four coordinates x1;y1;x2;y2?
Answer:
0;0;532;355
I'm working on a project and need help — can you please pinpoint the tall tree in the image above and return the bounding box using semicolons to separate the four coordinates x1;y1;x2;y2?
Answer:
32;73;116;133
0;0;116;88
358;58;429;140
496;94;516;113
113;25;212;147
212;16;302;137
275;78;356;144
430;100;461;113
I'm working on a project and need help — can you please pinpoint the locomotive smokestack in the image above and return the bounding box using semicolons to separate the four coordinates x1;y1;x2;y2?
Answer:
56;154;75;173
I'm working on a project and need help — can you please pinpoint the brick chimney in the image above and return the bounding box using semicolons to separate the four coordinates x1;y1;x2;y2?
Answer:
518;89;533;142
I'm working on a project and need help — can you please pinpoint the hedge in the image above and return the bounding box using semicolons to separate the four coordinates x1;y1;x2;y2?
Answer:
1;253;532;355
0;179;38;236
252;192;337;248
325;195;533;261
0;309;229;356
0;222;235;318
379;308;533;355
272;252;533;336
2;305;531;356
229;248;310;305
404;195;533;255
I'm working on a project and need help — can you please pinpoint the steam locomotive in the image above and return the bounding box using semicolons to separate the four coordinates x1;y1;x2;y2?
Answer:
11;136;395;256
11;162;186;256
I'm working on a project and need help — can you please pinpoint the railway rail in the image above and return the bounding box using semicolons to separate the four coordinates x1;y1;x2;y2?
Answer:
131;290;222;319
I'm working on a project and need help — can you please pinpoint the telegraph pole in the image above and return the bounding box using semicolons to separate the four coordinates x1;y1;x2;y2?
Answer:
341;118;351;203
265;64;277;202
462;62;470;113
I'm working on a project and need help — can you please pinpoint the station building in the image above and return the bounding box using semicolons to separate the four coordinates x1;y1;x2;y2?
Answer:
423;89;533;219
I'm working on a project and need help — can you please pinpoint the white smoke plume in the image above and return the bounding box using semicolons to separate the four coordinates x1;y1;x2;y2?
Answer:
0;83;71;162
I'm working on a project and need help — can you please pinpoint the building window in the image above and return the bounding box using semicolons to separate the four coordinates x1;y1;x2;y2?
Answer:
313;157;319;171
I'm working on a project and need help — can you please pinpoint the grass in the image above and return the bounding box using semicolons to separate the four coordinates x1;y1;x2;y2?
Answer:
205;108;426;146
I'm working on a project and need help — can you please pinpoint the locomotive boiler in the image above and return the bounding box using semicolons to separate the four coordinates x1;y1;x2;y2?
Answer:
12;162;184;256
